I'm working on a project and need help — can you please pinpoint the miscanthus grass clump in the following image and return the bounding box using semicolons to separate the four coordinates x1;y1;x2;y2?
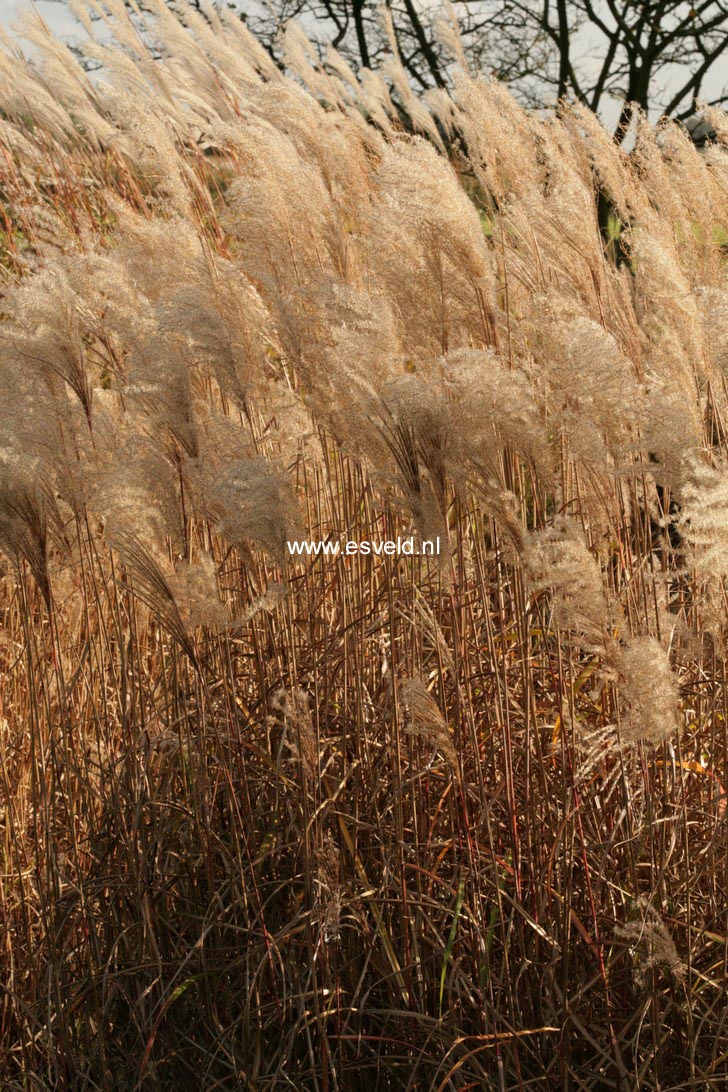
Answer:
0;3;727;1088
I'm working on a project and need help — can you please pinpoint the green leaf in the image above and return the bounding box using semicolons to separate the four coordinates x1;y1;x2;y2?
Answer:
439;871;465;1018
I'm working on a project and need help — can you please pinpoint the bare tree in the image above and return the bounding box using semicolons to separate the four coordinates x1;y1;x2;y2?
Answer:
240;0;728;135
241;0;553;96
524;0;728;134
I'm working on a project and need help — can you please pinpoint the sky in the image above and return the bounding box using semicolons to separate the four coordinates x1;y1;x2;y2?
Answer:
0;0;724;133
0;0;80;40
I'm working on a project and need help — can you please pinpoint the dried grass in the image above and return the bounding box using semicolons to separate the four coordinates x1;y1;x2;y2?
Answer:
0;3;726;1088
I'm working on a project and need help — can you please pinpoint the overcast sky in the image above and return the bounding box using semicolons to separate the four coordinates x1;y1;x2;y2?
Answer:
0;0;723;132
0;0;79;39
